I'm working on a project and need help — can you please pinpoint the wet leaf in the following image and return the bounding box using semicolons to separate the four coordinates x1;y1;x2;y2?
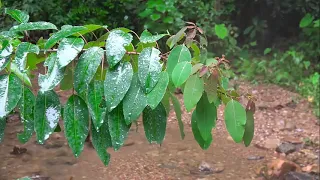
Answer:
5;8;29;23
143;103;167;144
0;74;22;118
123;74;147;124
91;118;112;166
170;93;185;139
0;118;6;143
167;45;191;76
10;22;57;32
17;87;35;143
38;53;65;92
172;61;192;87
57;37;84;69
34;90;61;144
183;74;204;112
44;26;87;49
26;53;46;70
13;42;39;72
140;30;167;43
138;47;162;93
0;42;13;71
63;95;89;157
191;110;212;150
136;42;156;52
88;80;107;131
147;71;169;109
195;93;217;141
106;29;133;68
108;104;131;151
204;75;218;104
60;66;73;90
74;47;103;95
224;100;246;143
9;63;32;87
104;62;133;112
300;13;314;28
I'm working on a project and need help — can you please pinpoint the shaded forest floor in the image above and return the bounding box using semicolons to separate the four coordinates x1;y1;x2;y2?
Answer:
0;79;319;180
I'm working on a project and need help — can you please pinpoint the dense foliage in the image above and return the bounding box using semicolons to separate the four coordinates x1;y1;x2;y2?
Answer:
0;9;256;165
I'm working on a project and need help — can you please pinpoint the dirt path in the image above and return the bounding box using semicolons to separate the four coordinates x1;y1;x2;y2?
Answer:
0;80;319;180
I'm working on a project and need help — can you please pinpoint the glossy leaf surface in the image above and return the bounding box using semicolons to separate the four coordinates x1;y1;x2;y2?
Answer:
5;8;29;23
104;62;133;112
17;87;35;143
63;95;89;157
183;74;204;112
224;100;246;143
57;37;84;69
147;71;169;109
74;47;103;95
0;74;22;118
108;104;131;151
10;22;57;32
123;75;147;124
34;90;61;144
143;103;167;144
138;47;161;93
140;30;167;43
170;93;185;139
191;110;212;150
13;42;39;72
106;30;133;68
172;61;192;87
88;80;107;131
167;45;191;76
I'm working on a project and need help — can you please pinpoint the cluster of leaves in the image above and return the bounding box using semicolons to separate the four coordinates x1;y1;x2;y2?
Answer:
0;9;255;166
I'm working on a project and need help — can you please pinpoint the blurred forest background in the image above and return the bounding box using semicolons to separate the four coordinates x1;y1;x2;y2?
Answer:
1;0;319;117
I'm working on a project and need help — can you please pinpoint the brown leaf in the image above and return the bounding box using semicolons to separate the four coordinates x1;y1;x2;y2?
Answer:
186;21;196;25
199;66;208;77
186;25;195;29
187;29;197;39
246;100;256;113
197;27;204;34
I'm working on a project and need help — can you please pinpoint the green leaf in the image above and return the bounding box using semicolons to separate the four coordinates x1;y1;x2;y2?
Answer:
9;63;32;87
300;13;314;28
172;61;192;87
195;93;217;141
63;95;89;157
167;27;187;49
26;53;46;70
88;80;107;131
4;8;29;23
106;30;133;68
191;63;203;74
204;75;218;104
75;24;107;36
17;87;35;143
60;66;73;90
150;13;161;21
38;53;65;92
161;89;170;115
0;118;6;143
91;118;112;166
224;100;246;143
215;24;228;39
57;37;84;69
136;42;156;52
263;48;271;55
243;110;254;147
123;74;147;124
74;47;104;95
140;30;167;43
191;110;212;150
108;104;131;151
0;42;13;71
0;74;22;119
138;47;162;93
143;103;167;144
10;22;57;32
34;90;61;144
147;71;169;109
44;26;87;49
104;62;133;112
221;77;229;90
183;74;204;112
13;42;40;72
170;93;185;139
167;45;191;76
